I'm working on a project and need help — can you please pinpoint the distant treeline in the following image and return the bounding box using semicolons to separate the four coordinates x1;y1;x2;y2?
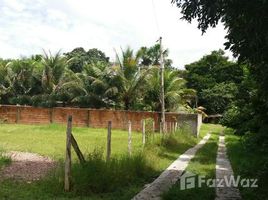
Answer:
0;45;195;112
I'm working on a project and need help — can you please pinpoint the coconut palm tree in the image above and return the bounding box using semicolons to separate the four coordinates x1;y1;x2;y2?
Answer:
113;47;152;110
41;50;67;94
74;61;118;108
144;67;196;112
137;44;172;67
39;50;89;106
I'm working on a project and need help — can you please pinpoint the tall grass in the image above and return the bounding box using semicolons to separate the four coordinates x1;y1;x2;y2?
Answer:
72;150;155;194
0;148;11;168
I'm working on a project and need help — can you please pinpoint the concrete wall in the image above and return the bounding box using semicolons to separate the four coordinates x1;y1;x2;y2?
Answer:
0;105;202;136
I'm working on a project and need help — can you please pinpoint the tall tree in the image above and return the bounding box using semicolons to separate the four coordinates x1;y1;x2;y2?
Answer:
137;44;172;67
144;67;196;112
64;48;109;73
172;0;268;131
114;47;151;110
185;50;243;114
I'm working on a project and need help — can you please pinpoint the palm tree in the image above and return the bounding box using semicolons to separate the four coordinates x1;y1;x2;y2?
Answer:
40;50;89;106
137;44;172;67
75;61;118;108
113;47;152;110
0;62;14;102
9;59;37;95
41;50;69;94
144;67;196;112
0;59;38;99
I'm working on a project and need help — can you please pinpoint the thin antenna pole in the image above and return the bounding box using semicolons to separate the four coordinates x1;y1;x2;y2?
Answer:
159;37;166;134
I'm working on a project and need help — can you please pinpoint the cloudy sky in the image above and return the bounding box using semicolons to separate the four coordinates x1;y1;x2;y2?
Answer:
0;0;232;68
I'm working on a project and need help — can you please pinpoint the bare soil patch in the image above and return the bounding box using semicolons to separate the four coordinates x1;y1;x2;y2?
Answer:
0;151;56;182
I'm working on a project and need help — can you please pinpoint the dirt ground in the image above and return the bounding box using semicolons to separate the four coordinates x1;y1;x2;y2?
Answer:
0;151;56;182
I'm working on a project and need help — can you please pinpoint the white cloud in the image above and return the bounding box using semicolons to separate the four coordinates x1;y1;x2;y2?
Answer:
0;0;232;68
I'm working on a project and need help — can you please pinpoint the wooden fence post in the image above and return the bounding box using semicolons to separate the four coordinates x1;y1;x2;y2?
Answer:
152;120;155;139
16;105;20;123
160;121;162;135
65;115;72;192
70;134;85;164
128;120;132;156
142;119;146;145
86;110;90;127
106;121;112;161
49;108;53;123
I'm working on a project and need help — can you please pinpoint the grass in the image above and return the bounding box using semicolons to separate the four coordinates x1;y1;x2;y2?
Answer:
0;123;213;199
0;148;11;168
0;123;144;160
225;129;268;200
162;124;223;200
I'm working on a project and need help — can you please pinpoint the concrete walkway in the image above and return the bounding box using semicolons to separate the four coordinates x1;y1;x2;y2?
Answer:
132;133;211;200
215;134;241;200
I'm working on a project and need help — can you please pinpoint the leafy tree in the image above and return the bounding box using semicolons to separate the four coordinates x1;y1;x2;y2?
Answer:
64;48;109;73
185;50;243;114
200;82;237;114
64;48;87;73
172;0;268;131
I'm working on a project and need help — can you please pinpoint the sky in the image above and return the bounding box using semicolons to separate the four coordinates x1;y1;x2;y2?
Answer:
0;0;233;69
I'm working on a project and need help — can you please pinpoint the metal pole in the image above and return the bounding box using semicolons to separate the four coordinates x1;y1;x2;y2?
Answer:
159;37;166;134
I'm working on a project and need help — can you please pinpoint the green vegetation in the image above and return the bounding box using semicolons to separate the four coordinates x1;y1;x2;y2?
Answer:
225;129;268;200
184;50;244;114
0;123;211;199
0;149;11;168
0;46;195;112
0;123;144;160
170;4;268;199
162;125;223;200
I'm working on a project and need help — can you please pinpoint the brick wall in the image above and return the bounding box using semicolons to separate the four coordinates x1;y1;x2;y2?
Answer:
0;105;202;136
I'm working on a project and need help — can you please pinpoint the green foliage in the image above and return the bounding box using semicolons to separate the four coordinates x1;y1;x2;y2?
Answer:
200;82;237;114
0;123;210;199
0;46;194;112
138;44;172;67
0;149;11;168
72;150;154;194
144;67;196;112
172;0;268;148
184;50;243;114
225;129;268;199
64;47;109;73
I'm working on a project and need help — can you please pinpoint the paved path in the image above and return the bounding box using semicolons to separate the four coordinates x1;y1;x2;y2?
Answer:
132;133;211;200
215;134;241;200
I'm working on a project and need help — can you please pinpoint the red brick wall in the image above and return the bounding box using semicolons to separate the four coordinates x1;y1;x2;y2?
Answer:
0;105;201;135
